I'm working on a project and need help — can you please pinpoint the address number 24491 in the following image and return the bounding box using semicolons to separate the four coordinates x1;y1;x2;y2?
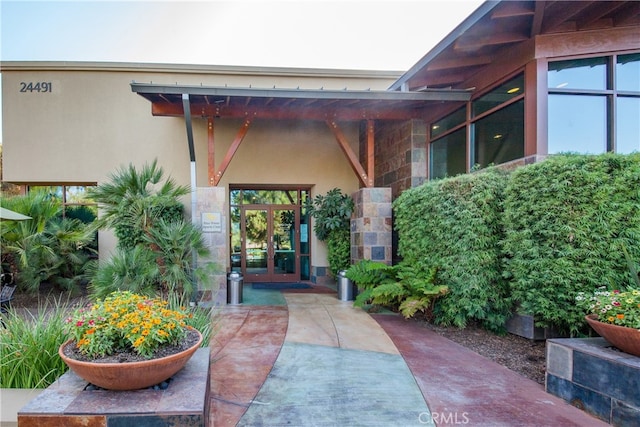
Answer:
20;82;53;93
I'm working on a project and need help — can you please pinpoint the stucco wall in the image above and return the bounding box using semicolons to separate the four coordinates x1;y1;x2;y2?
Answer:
1;62;395;268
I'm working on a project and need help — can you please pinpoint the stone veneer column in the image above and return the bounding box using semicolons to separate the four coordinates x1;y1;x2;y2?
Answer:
194;187;227;304
409;119;428;189
351;187;392;265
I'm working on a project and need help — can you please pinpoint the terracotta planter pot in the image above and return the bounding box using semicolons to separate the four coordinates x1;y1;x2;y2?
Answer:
59;329;203;391
585;314;640;357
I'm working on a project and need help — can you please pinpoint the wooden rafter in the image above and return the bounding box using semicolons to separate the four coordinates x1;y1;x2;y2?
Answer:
325;120;370;187
213;116;253;185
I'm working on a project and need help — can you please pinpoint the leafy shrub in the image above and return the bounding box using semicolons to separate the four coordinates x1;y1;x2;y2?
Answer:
394;169;510;331
348;259;447;319
307;188;354;276
327;228;351;275
503;153;640;335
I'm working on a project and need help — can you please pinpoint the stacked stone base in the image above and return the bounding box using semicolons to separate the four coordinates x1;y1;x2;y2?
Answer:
546;338;639;426
18;348;210;427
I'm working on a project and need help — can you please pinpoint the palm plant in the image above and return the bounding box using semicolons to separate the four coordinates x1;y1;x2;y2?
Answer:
88;159;188;250
145;219;217;297
1;191;94;293
87;246;160;299
87;159;217;300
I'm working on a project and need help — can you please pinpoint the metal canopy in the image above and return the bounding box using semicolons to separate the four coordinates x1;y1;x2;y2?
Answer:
130;83;471;121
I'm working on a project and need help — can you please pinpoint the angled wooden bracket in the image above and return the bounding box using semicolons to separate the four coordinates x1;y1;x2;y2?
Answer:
213;116;253;186
326;120;371;187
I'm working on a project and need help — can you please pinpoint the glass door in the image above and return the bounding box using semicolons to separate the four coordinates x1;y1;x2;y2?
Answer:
241;206;298;282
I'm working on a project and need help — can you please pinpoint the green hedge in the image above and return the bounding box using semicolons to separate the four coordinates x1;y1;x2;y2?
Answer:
394;153;640;335
394;169;511;331
503;153;640;335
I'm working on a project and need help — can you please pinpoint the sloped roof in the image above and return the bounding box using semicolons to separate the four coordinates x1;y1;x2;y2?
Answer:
390;0;640;91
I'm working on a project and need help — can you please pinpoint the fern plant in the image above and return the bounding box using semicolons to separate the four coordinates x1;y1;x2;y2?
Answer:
348;260;448;318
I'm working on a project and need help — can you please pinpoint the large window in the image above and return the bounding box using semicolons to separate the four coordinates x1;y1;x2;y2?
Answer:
28;185;97;222
430;129;466;180
548;54;640;154
473;100;524;168
429;73;525;178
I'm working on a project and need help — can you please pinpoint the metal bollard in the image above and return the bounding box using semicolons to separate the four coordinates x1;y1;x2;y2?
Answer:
337;270;354;301
227;272;243;304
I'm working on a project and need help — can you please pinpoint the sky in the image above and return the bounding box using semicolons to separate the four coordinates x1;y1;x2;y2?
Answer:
0;0;485;138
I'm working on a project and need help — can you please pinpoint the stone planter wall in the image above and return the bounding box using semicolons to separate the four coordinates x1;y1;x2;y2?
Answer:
546;338;640;426
506;313;564;340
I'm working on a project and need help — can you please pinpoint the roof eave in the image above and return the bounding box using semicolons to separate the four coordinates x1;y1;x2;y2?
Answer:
388;0;500;91
130;82;471;102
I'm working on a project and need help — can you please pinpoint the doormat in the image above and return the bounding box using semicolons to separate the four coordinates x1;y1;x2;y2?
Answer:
252;283;312;290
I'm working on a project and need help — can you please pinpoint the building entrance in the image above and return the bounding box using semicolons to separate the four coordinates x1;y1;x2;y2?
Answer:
230;188;311;282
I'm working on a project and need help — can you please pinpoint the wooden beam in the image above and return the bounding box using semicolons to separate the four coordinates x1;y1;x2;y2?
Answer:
426;55;493;72
454;31;529;51
150;102;434;121
326;120;370;187
214;116;253;185
366;120;375;187
207;117;215;186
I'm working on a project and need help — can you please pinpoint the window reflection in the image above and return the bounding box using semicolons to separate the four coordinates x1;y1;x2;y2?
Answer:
473;74;524;117
431;107;466;139
430;128;466;179
548;95;607;154
616;97;640;154
616;53;640;92
548;57;608;90
473;100;524;168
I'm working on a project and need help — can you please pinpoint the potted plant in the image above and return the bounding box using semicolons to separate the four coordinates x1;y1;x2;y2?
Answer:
577;287;640;356
59;290;203;390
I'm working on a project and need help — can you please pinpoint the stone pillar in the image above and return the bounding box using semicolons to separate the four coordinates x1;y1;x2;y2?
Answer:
351;187;392;265
409;119;428;188
194;187;227;304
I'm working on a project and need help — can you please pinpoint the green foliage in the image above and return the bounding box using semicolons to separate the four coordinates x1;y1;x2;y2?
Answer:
144;219;220;297
394;169;510;331
0;299;71;388
87;158;189;251
348;259;447;319
1;191;96;293
326;228;351;275
307;188;354;275
503;153;640;335
307;188;354;241
167;292;219;349
87;246;160;299
345;259;392;287
87;160;218;300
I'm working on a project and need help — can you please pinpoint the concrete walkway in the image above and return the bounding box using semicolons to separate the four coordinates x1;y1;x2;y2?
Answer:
208;287;608;426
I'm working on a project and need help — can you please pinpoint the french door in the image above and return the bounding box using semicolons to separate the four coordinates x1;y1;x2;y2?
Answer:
240;205;299;282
